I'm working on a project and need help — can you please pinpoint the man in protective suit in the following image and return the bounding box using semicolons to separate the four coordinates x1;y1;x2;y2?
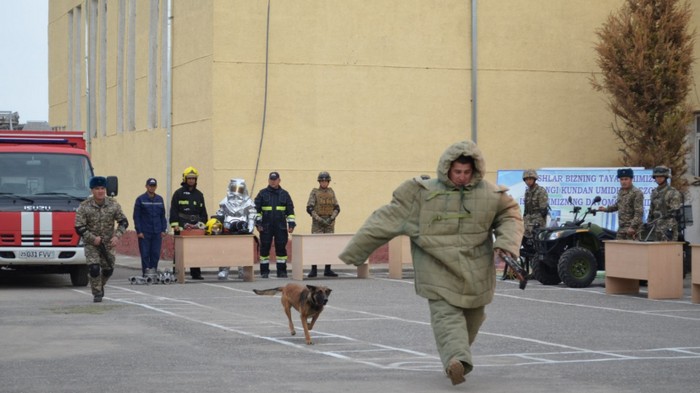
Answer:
339;140;523;386
213;179;257;279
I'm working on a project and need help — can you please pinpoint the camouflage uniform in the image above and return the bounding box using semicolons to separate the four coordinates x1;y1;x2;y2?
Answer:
605;186;644;240
648;183;682;241
306;187;340;234
306;174;341;277
75;196;128;297
523;184;548;238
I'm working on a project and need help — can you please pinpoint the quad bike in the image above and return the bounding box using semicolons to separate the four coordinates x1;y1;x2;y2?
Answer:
532;196;617;288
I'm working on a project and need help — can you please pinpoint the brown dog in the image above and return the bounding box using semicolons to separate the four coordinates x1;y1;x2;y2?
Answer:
253;283;332;345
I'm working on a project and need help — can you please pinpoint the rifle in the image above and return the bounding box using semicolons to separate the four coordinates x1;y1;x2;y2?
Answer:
496;251;528;290
97;238;115;265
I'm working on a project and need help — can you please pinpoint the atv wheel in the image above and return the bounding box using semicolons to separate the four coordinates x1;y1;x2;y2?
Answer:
70;265;89;287
532;258;561;285
558;247;597;288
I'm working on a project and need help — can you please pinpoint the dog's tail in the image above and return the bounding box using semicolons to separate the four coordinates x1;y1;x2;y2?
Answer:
253;287;283;296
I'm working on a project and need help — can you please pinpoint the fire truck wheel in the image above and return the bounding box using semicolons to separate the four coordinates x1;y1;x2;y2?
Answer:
70;265;89;287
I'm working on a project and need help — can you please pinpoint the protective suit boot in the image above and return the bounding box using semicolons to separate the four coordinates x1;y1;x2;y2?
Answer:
276;262;288;278
260;263;270;278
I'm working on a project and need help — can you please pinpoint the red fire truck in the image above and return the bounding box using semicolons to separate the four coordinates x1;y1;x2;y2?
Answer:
0;131;117;286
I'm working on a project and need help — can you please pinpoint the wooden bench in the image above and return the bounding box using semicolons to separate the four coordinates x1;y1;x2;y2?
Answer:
290;233;369;281
692;245;700;304
604;240;684;300
174;234;256;283
388;235;412;279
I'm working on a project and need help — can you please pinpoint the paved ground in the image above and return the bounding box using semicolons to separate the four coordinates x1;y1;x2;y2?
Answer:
1;255;698;393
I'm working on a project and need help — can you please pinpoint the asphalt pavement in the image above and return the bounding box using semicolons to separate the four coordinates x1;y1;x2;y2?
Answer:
1;254;698;393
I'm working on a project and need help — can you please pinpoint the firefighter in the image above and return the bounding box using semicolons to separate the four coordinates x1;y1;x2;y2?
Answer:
254;171;296;278
169;166;208;280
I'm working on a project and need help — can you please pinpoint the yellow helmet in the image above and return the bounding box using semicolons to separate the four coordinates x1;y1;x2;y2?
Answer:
205;218;222;235
182;166;199;183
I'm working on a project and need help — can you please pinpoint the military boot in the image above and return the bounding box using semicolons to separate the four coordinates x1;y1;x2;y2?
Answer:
308;265;318;278
260;263;270;278
324;265;338;277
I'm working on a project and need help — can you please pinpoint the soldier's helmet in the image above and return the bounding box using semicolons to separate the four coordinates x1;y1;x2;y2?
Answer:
182;166;199;183
227;178;249;198
652;166;671;178
522;169;538;180
616;168;634;179
317;171;331;182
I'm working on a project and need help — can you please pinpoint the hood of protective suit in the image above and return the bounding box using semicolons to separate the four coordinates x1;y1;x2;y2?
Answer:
436;140;485;188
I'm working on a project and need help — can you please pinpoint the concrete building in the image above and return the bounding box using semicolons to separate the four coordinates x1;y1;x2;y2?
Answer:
48;0;700;241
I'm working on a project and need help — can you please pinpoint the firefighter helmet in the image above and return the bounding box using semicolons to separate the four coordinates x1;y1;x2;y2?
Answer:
317;171;331;182
182;166;199;183
522;169;538;181
205;218;222;235
652;166;671;178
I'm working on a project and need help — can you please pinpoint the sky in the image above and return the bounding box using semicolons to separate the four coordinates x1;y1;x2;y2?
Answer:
0;0;49;123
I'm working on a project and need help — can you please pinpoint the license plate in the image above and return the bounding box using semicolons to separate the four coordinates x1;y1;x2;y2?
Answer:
18;250;56;259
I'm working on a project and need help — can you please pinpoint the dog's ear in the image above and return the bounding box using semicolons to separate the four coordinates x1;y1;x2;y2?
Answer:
325;288;332;295
306;285;317;291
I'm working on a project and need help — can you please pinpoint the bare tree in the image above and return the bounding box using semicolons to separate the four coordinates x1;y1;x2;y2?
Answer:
591;0;695;189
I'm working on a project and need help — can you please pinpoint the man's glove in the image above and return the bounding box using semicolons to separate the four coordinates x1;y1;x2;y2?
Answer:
322;217;332;226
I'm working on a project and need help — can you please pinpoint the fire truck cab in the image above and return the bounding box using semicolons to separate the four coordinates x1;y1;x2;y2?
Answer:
0;130;117;286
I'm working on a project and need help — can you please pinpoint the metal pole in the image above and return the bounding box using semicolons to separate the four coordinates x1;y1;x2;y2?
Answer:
471;0;478;143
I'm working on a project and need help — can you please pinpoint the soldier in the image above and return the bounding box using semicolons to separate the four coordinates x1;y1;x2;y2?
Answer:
522;169;548;239
648;166;682;241
598;168;644;240
305;171;340;277
254;171;296;278
75;176;129;302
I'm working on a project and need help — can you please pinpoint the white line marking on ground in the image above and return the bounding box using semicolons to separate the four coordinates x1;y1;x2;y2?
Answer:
495;293;700;321
72;282;700;372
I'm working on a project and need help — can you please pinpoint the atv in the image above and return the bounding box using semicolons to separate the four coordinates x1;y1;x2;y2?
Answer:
532;196;617;288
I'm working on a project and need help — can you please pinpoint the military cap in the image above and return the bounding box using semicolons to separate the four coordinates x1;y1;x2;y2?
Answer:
616;168;634;179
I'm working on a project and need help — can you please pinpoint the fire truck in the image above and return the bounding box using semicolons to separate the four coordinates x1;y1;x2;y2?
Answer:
0;130;117;286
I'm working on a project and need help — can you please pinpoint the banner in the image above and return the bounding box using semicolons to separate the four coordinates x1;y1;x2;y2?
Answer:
497;168;656;231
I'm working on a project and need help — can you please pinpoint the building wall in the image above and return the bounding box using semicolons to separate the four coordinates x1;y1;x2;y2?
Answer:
48;0;700;237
